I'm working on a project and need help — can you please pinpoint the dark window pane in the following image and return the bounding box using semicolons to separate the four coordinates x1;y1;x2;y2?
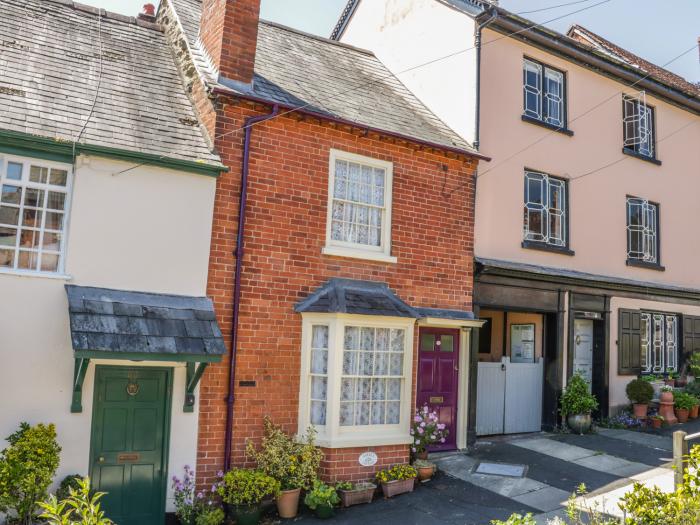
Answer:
420;333;435;351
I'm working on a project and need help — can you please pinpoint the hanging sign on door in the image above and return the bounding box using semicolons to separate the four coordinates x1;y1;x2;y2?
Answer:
510;324;535;363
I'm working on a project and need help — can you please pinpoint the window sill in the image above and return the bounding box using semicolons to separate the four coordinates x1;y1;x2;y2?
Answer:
521;115;574;136
322;245;398;264
626;259;665;272
314;432;413;449
0;268;72;280
622;148;662;166
522;241;575;256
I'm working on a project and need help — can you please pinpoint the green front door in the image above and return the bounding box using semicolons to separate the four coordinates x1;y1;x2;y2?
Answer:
90;366;172;525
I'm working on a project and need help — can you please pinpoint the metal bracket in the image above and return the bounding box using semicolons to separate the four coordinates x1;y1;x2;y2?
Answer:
71;358;90;413
184;362;208;412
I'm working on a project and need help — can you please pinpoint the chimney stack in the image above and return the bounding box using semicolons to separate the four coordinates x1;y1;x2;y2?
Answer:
138;3;156;23
199;0;261;89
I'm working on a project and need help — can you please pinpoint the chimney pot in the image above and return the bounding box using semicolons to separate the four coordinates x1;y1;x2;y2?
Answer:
138;3;156;22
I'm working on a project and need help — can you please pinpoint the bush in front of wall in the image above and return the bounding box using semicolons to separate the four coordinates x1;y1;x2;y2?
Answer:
559;373;598;417
626;378;655;405
303;480;340;519
685;379;700;397
0;422;61;525
55;474;84;502
217;468;279;525
39;476;112;525
674;392;697;411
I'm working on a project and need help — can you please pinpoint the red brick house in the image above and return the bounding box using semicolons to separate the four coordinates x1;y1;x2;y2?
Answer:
158;0;488;484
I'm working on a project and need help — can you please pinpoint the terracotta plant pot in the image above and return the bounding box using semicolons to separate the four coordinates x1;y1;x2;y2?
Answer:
660;391;674;403
690;405;699;419
380;478;415;498
417;465;435;481
676;408;689;423
652;418;663;429
633;403;649;418
567;413;592;434
314;503;335;519
276;488;301;518
338;482;375;507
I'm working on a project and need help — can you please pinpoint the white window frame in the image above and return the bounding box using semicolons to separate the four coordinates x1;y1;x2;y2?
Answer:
0;154;74;278
626;197;658;264
523;58;566;128
523;170;567;247
640;312;677;375
623;94;655;159
298;313;415;448
322;149;396;264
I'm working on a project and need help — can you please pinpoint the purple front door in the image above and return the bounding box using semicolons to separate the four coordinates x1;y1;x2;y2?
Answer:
417;327;460;451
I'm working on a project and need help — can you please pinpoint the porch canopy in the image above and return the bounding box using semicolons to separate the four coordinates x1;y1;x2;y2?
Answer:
294;278;484;327
65;285;225;413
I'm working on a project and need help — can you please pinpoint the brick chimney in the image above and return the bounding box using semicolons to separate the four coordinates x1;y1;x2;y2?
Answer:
199;0;261;89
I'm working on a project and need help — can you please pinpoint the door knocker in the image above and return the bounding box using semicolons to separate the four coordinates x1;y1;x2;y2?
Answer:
126;371;140;396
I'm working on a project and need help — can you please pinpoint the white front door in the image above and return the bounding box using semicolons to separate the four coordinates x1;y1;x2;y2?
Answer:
573;319;593;389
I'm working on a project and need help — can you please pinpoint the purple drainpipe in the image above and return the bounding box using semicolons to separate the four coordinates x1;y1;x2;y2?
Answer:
223;104;279;472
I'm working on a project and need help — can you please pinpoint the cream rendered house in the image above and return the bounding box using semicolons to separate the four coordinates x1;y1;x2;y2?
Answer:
334;0;700;443
0;1;225;523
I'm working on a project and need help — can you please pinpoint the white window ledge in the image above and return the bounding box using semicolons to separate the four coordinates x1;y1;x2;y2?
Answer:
322;245;397;264
0;268;72;280
314;432;413;449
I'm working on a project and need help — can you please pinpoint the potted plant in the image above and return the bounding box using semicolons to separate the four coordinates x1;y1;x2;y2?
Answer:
560;372;599;434
246;417;323;519
217;469;280;525
172;466;224;525
665;372;678;387
336;481;375;507
410;405;449;459
626;378;655;418
413;459;436;481
674;392;696;423
376;464;417;498
660;385;675;403
651;415;664;429
303;480;339;519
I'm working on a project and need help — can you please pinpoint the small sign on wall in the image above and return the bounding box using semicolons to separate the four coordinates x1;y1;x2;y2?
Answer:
358;451;378;467
511;323;535;363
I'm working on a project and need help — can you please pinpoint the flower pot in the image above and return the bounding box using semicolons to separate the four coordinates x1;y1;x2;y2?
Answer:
633;403;649;418
690;405;699;419
229;505;263;525
660;391;674;403
338;483;375;507
566;413;591;434
380;478;415;498
314;503;335;519
276;488;301;518
415;451;429;460
676;408;690;423
652;418;663;429
417;465;435;481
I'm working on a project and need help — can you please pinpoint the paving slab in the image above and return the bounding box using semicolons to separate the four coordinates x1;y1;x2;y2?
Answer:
596;427;672;451
550;432;672;465
512;486;571;513
511;437;597;462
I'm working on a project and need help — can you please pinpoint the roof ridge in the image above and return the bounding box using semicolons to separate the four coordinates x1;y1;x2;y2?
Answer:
259;19;375;56
36;0;161;31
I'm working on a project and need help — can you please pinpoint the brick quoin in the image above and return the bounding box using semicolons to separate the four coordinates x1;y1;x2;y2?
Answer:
196;96;478;487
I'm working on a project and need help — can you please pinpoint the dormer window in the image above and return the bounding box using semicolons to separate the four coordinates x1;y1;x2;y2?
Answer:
522;58;568;132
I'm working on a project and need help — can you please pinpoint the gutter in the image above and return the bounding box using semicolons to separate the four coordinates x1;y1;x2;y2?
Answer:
473;7;498;149
223;104;280;472
210;87;491;162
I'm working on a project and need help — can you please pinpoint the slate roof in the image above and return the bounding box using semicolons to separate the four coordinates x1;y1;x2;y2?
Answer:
65;285;226;359
0;0;222;168
295;278;419;318
169;0;477;154
568;25;700;97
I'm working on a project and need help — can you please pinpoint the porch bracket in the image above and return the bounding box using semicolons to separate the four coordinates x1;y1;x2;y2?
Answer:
71;357;90;413
184;362;208;412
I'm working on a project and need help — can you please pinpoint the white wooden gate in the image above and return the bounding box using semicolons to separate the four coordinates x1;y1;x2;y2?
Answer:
476;357;544;436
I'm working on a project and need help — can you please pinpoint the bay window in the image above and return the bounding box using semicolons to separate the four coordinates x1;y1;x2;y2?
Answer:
299;314;414;447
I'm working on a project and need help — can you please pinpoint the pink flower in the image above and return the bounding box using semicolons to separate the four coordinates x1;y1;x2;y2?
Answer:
440;438;446;443
415;439;420;445
414;416;422;422
437;423;445;430
420;422;426;428
411;447;416;452
417;427;424;434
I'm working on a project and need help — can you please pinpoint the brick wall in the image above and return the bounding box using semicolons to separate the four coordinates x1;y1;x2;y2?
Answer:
196;98;477;487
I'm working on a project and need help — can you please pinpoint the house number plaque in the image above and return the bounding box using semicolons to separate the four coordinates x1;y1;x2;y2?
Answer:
358;452;378;467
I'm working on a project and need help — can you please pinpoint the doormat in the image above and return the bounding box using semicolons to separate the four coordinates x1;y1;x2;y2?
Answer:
474;462;527;478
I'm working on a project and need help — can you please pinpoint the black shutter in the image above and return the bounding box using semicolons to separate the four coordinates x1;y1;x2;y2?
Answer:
682;316;700;372
618;309;642;375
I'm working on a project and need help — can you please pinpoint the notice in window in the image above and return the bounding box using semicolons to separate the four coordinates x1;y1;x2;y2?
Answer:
511;324;535;363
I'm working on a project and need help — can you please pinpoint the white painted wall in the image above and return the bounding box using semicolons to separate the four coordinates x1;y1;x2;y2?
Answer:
339;0;478;145
0;155;216;510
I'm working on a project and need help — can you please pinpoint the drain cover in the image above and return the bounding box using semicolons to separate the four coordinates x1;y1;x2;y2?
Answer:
474;462;527;478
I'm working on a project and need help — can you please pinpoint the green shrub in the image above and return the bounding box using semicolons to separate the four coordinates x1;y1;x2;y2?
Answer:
674;392;698;410
39;476;112;525
303;480;339;510
685;379;700;397
0;422;61;525
626;378;655;404
56;474;84;502
246;416;323;491
688;353;700;377
490;513;536;525
195;506;224;525
560;373;598;417
217;469;279;507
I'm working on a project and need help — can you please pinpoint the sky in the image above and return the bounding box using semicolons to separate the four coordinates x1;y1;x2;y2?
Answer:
92;0;698;83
